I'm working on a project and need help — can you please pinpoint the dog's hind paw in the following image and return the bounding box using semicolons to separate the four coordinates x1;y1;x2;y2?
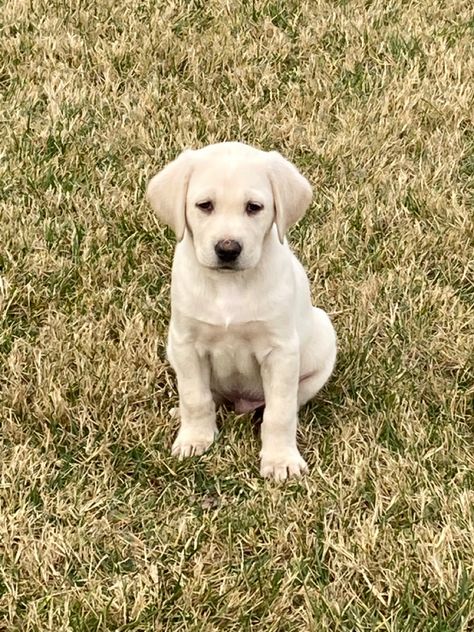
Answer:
169;407;180;420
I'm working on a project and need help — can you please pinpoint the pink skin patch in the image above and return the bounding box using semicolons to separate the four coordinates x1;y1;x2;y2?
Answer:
225;371;316;414
234;398;265;414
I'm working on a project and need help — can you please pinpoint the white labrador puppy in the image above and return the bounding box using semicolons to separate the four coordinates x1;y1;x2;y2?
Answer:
147;142;336;480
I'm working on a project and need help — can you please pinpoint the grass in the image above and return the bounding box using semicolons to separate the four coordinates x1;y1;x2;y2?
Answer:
0;0;473;629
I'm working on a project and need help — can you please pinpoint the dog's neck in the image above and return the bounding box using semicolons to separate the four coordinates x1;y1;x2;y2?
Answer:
171;225;293;326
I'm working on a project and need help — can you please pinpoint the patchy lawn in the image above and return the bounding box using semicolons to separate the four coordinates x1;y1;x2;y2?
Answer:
0;0;472;629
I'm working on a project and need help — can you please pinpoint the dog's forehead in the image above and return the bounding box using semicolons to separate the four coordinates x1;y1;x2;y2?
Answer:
188;152;271;200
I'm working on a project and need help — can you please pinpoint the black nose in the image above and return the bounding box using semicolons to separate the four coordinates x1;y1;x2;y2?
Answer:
215;239;242;263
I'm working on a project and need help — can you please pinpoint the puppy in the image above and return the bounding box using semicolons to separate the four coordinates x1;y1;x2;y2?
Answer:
147;142;336;480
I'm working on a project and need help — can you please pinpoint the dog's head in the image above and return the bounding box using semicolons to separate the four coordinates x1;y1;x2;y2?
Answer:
147;142;312;271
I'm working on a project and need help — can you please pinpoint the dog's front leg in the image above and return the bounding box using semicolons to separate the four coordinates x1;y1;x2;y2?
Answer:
168;336;217;459
260;344;308;480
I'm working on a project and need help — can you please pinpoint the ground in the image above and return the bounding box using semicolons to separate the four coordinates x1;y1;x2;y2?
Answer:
0;0;473;630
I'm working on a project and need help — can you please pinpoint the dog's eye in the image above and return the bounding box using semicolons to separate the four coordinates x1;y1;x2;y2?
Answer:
246;202;263;215
196;201;214;213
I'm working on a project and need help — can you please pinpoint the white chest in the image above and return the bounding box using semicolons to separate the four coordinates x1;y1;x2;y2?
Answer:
192;319;267;398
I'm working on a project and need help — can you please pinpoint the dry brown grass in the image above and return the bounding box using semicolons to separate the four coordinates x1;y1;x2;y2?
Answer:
1;0;473;630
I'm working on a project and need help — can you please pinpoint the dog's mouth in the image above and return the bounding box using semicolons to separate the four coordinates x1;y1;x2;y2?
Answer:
217;264;238;271
200;255;255;272
204;262;241;272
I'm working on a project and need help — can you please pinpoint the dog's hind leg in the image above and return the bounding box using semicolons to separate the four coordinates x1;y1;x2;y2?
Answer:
297;307;337;409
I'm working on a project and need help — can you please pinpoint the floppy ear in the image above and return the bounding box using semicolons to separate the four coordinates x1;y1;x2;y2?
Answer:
268;151;313;243
146;149;195;241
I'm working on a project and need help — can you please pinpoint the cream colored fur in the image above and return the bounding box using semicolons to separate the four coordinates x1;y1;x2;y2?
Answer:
147;142;336;480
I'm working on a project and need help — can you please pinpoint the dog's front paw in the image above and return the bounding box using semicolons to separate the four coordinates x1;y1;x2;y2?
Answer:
260;448;308;481
171;427;216;459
